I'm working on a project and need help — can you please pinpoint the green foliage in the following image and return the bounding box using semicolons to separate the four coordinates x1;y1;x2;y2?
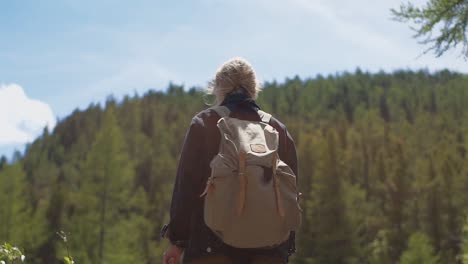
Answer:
63;257;73;264
302;131;354;264
392;0;468;58
68;106;144;264
0;164;29;244
0;162;45;263
0;243;25;263
369;230;392;264
57;231;74;264
1;70;468;263
399;232;440;264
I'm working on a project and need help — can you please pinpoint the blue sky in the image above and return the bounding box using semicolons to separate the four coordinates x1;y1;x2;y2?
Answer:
1;0;468;158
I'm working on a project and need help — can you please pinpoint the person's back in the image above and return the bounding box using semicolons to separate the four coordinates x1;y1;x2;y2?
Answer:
162;58;300;264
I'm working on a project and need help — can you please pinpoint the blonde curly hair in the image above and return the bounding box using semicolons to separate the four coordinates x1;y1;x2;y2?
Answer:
206;57;261;105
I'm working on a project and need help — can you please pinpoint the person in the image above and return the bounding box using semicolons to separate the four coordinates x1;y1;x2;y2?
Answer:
161;57;299;264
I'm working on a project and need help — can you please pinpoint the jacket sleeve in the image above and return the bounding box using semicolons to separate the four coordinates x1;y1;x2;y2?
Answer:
278;127;299;255
279;128;298;179
165;116;204;246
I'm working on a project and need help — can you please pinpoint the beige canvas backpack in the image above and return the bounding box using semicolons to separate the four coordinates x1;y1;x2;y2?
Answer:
200;105;302;249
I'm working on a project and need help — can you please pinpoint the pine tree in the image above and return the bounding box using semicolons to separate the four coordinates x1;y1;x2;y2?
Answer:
392;0;468;58
385;140;411;261
71;106;137;264
306;130;353;264
0;163;36;252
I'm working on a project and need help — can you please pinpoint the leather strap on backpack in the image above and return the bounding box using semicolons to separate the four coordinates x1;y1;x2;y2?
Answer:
272;154;285;217
237;151;247;216
212;106;271;125
211;105;231;118
257;110;272;124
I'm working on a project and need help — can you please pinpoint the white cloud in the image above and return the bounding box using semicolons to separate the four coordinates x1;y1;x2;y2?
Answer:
0;84;56;145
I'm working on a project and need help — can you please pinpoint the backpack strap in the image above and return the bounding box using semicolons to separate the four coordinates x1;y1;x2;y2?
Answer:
257;110;272;124
212;106;271;123
211;105;231;118
237;151;247;216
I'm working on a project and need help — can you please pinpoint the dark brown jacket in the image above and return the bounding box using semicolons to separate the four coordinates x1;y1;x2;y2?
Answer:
164;93;298;263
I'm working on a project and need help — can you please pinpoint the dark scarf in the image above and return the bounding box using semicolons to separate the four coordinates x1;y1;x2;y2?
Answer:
220;92;260;112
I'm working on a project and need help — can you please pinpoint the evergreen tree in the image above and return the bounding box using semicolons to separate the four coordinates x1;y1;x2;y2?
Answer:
70;107;138;264
392;0;468;58
306;130;353;264
0;163;29;245
1;70;468;263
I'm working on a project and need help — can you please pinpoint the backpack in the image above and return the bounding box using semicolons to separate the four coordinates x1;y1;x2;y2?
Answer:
200;105;302;249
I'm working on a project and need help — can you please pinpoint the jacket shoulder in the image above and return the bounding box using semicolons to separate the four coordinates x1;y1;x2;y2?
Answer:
190;107;221;127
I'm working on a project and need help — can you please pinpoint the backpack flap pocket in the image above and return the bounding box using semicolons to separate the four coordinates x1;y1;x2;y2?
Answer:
204;158;238;235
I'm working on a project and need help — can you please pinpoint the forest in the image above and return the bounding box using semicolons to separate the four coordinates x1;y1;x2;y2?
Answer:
1;69;468;264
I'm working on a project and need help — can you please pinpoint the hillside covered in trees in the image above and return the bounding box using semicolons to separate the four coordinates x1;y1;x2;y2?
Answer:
1;69;468;264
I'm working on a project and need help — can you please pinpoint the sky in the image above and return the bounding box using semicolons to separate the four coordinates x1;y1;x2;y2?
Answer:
1;0;468;159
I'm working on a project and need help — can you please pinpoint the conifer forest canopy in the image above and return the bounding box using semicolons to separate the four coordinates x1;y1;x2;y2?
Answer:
2;69;468;263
